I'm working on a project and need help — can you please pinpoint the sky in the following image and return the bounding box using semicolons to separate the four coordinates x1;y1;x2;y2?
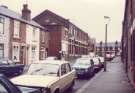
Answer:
0;0;125;43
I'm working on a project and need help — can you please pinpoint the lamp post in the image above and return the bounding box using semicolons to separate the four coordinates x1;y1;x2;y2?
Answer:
104;16;110;72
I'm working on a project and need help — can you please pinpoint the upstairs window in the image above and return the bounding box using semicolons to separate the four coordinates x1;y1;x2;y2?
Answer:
0;44;4;59
32;27;37;41
0;17;4;34
14;20;20;38
41;31;45;42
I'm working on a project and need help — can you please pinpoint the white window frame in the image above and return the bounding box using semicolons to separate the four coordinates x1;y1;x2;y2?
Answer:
12;45;20;62
41;31;45;42
13;20;20;38
0;44;4;59
0;17;4;34
31;46;36;62
32;27;37;41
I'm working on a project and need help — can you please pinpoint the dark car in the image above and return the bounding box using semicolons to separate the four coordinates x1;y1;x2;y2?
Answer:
0;58;24;77
72;58;94;78
0;74;41;93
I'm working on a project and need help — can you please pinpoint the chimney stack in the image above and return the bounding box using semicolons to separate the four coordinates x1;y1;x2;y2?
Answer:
22;4;31;21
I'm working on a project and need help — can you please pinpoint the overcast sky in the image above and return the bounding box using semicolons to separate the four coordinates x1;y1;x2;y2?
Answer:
0;0;125;42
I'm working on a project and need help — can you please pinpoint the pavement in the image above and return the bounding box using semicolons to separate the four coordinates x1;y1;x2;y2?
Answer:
76;57;135;93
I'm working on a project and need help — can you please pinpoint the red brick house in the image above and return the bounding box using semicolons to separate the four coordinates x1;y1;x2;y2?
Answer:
33;10;90;60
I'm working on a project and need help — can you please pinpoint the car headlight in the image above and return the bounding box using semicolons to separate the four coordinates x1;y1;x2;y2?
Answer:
41;88;50;93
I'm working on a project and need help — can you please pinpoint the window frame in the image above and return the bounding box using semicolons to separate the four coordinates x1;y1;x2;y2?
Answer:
0;17;5;34
13;20;20;38
61;64;67;76
0;44;4;59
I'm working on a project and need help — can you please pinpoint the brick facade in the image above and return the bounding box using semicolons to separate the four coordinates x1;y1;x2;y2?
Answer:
122;0;135;88
0;5;44;65
96;41;121;57
39;29;49;60
33;10;91;60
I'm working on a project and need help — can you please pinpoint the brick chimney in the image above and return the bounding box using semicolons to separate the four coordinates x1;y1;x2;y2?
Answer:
22;4;31;21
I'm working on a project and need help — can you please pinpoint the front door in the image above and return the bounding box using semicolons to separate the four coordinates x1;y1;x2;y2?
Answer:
20;46;25;64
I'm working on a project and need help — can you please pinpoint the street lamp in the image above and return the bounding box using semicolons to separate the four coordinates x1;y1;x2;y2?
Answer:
104;16;110;72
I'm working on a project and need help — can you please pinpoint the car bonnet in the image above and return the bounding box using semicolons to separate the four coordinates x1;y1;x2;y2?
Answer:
11;75;59;88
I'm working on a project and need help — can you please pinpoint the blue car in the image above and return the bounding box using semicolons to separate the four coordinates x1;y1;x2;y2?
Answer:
0;58;24;77
72;58;94;78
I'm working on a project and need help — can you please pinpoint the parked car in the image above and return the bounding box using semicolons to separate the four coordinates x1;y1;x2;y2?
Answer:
72;58;94;78
11;60;76;93
0;74;41;93
106;54;114;61
0;58;24;77
95;55;104;68
92;57;102;72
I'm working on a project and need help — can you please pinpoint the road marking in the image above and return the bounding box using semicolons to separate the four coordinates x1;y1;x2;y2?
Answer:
76;69;104;93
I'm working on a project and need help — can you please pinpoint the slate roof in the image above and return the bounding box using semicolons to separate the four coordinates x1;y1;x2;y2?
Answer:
0;6;44;29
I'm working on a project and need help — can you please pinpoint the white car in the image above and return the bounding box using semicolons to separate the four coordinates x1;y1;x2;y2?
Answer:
11;60;76;93
92;57;102;72
95;55;104;67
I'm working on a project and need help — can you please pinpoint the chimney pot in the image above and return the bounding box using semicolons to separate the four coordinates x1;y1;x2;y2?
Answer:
22;4;31;21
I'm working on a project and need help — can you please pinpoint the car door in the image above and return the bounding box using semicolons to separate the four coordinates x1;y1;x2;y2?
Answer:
59;63;67;91
59;63;75;92
0;76;21;93
65;63;75;88
0;82;9;93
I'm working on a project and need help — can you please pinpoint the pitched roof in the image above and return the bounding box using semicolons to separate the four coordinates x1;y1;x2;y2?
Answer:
33;9;87;34
0;6;44;29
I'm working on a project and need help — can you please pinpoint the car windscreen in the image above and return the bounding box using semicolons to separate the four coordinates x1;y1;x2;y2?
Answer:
26;63;59;76
74;59;90;66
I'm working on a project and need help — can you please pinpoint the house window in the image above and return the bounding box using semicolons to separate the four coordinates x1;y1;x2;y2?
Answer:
32;46;36;62
14;20;20;38
0;44;4;58
41;31;45;42
0;17;4;34
33;27;37;41
13;45;19;62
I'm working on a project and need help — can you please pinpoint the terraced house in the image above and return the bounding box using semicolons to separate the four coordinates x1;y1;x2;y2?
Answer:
33;10;91;60
0;4;45;65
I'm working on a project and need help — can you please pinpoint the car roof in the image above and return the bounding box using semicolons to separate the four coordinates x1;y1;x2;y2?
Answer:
33;60;69;65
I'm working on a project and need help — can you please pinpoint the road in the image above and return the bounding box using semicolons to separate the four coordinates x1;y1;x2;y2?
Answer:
65;57;125;93
65;78;89;93
65;70;101;93
66;58;118;93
